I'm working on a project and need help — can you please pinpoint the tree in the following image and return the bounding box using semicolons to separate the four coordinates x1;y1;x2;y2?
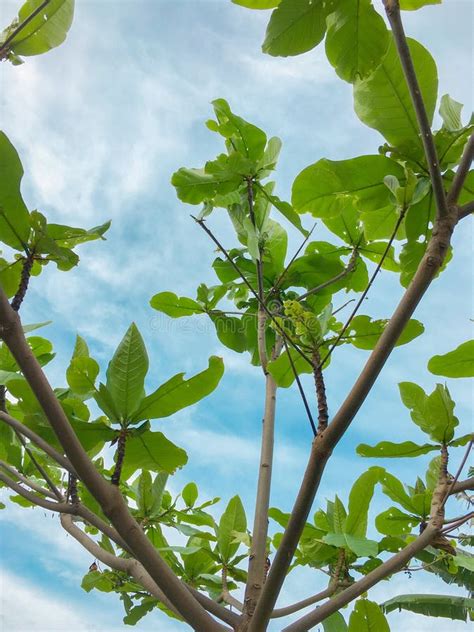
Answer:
0;0;472;630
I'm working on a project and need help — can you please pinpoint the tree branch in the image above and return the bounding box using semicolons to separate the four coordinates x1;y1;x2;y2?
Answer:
447;133;474;205
383;0;448;220
270;586;335;619
458;201;474;220
11;253;34;312
442;438;473;507
247;201;458;632
450;477;474;495
0;290;226;632
0;459;57;499
13;427;63;499
298;248;358;302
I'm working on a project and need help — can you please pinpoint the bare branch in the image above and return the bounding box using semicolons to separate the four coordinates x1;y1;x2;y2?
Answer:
0;459;57;499
447;133;474;205
383;0;448;220
270;586;335;619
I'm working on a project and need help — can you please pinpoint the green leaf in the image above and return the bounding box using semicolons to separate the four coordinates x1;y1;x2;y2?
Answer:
376;507;419;536
439;94;463;131
262;0;326;57
106;323;149;420
379;471;418;514
45;220;110;248
123;600;155;626
6;0;75;57
171;167;239;204
325;0;389;83
354;37;438;146
344;315;424;350
349;599;390;632
454;554;474;573
322;611;348;632
400;0;441;9
211;99;267;161
232;0;280;7
425;384;459;443
132;356;224;422
428;340;474;378
323;532;378;558
121;430;187;479
257;188;308;236
333;495;347;534
345;467;384;537
182;482;198;508
382;594;474;622
266;347;312;388
81;570;114;594
292;156;403;218
357;441;438;458
217;495;247;563
66;357;99;395
210;314;247;353
150;292;203;318
0;132;30;249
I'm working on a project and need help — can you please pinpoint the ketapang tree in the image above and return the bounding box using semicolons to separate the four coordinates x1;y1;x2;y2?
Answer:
0;1;472;630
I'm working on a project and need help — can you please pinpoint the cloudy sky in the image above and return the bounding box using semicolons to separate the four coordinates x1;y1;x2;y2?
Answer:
0;0;472;630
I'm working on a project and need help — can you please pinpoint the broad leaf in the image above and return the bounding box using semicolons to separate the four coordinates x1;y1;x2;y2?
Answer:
5;0;75;57
121;430;187;478
217;495;247;563
210;314;247;353
322;612;348;632
354;38;438;146
349;599;389;632
212;99;267;161
150;292;203;318
344;315;424;350
323;533;378;558
357;441;438;458
266;347;312;387
345;467;384;537
182;482;198;508
0;132;30;249
262;0;326;57
382;594;474;621
292;155;403;218
428;340;474;378
106;323;149;420
171;168;239;204
376;507;419;536
439;94;463;131
400;0;441;9
232;0;280;7
132;356;224;422
325;0;389;83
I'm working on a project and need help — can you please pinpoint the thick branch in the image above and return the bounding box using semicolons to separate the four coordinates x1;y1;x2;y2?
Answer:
0;291;226;632
447;133;474;205
451;477;474;495
247;198;458;632
458;201;474;220
384;0;448;220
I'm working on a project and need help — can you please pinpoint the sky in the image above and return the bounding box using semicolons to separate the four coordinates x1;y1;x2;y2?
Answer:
0;0;473;630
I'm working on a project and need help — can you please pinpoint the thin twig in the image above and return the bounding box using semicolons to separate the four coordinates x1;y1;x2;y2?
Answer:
298;248;358;302
442;439;473;508
447;133;474;205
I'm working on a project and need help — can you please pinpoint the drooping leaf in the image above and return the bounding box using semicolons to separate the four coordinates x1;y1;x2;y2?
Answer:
217;495;247;563
4;0;75;57
349;599;390;632
106;323;149;420
354;38;438;146
210;314;247;352
123;600;156;626
345;467;384;537
121;430;187;479
428;340;474;378
262;0;326;57
357;441;438;458
131;356;224;422
0;132;30;250
325;0;389;83
381;594;474;621
292;155;403;218
150;292;203;318
379;471;418;514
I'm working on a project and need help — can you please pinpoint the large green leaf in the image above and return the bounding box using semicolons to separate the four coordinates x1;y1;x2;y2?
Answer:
7;0;75;57
381;594;474;621
345;467;384;537
354;37;438;146
399;382;459;443
357;440;438;458
150;292;203;318
210;314;247;353
322;612;348;632
212;99;267;161
106;323;149;421
262;0;326;57
292;156;403;218
266;347;312;387
325;0;389;83
0;132;30;250
232;0;280;7
379;471;418;514
323;532;378;558
349;599;389;632
376;507;419;536
428;341;474;378
171;167;239;205
217;495;247;563
131;356;224;422
121;430;187;479
344;315;424;350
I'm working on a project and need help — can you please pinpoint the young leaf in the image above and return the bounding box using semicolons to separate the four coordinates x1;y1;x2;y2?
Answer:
325;0;389;83
354;38;438;146
349;599;390;632
66;356;100;395
428;340;474;378
131;356;224;422
182;482;198;508
217;495;247;563
106;323;149;420
211;98;267;161
262;0;326;57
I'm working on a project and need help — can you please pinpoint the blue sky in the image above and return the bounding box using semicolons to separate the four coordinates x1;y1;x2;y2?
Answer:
0;0;472;630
